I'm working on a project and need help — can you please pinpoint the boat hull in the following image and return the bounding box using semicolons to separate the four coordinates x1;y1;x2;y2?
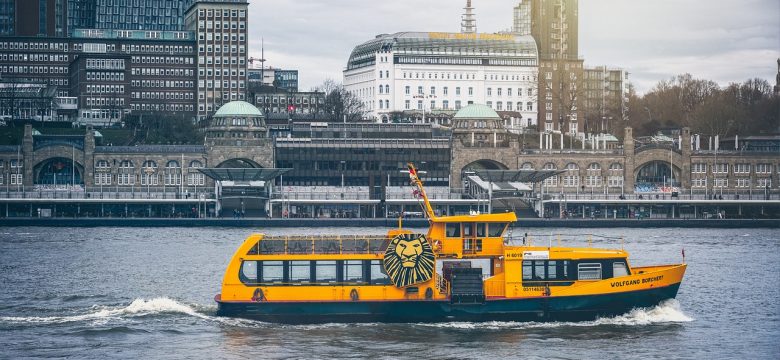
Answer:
216;282;681;324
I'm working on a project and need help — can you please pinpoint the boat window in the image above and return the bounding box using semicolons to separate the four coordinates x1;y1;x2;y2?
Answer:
288;261;311;283
578;263;602;280
487;223;507;237
613;262;629;277
446;223;461;238
315;261;337;283
463;223;474;237
522;260;572;285
260;261;283;283
343;260;364;283
370;260;391;285
476;223;486;237
522;261;532;280
534;261;545;280
547;261;557;279
240;260;257;284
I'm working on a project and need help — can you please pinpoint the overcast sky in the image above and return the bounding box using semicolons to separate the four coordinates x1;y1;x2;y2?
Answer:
246;0;780;94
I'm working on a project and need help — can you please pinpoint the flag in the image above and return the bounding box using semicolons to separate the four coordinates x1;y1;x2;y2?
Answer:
682;248;685;259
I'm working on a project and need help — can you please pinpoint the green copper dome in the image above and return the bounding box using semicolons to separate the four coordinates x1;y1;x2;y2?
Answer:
453;104;500;119
213;101;263;118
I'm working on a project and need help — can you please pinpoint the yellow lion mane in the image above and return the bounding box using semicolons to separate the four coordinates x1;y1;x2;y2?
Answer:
383;233;435;288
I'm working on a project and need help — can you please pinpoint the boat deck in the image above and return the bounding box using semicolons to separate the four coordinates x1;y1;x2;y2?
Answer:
246;235;393;255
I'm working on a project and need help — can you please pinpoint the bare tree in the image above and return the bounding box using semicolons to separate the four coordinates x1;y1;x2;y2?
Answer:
317;79;365;122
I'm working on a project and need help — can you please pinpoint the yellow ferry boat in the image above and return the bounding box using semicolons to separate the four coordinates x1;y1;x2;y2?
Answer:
215;163;686;323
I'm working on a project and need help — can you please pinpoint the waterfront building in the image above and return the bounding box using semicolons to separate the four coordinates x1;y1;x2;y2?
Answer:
70;29;197;123
582;66;630;135
343;31;539;128
184;0;249;122
1;102;779;220
0;29;197;124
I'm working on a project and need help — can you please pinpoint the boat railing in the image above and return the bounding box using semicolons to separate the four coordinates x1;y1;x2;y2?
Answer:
436;274;450;296
247;235;392;255
504;233;625;248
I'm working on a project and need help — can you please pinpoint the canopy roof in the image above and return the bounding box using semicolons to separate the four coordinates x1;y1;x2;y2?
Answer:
471;169;566;184
198;168;291;182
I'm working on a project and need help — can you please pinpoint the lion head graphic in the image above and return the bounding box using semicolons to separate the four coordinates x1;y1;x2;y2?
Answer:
383;233;435;288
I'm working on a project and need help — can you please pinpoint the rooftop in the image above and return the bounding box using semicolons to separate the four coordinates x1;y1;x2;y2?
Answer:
347;32;538;70
213;101;263;118
453;104;500;120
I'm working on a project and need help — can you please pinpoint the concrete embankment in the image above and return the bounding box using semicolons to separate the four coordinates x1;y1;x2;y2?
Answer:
0;218;778;228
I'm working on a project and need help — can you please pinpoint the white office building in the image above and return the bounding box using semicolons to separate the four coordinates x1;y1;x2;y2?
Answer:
344;32;539;129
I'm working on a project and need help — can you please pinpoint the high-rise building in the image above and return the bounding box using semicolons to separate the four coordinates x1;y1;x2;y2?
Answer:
520;0;583;134
528;0;578;59
0;0;14;36
582;66;630;134
93;0;184;32
66;0;191;35
512;0;530;36
1;0;69;37
67;0;95;33
185;0;249;121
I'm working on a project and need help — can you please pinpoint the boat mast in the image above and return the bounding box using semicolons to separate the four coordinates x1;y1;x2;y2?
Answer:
407;162;436;221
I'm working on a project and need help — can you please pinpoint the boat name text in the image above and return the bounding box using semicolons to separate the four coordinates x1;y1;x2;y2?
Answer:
610;275;664;288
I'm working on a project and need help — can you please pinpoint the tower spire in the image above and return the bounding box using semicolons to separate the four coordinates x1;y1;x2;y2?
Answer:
461;0;476;34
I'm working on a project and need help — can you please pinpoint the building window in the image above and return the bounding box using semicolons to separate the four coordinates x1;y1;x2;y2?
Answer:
405;86;410;95
692;163;706;173
734;163;750;174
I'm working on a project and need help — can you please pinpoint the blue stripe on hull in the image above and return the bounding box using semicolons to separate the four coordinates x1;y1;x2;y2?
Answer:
216;283;681;324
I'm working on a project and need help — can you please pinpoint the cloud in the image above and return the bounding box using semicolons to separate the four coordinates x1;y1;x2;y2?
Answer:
247;0;780;93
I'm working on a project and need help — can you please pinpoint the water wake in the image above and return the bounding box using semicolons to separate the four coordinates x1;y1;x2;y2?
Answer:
0;297;217;325
420;299;693;330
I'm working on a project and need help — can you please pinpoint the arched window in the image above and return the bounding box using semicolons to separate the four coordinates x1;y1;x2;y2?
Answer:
588;163;601;171
521;162;534;170
378;85;383;94
188;160;205;186
384;85;390;94
543;163;558;187
165;160;181;186
141;160;158;186
566;163;579;171
94;160;111;185
117;160;135;185
609;163;623;171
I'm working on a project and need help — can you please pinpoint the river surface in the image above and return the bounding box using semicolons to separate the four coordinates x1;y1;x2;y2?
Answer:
0;226;778;359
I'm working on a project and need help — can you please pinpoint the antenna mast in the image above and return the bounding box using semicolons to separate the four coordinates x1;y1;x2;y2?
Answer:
461;0;477;34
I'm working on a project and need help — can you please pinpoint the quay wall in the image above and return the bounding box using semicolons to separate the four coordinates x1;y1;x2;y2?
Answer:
0;218;778;228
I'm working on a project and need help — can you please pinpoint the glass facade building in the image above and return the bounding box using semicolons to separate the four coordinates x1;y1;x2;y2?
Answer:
0;0;13;36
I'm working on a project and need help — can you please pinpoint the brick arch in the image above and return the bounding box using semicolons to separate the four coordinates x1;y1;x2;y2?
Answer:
33;156;85;185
